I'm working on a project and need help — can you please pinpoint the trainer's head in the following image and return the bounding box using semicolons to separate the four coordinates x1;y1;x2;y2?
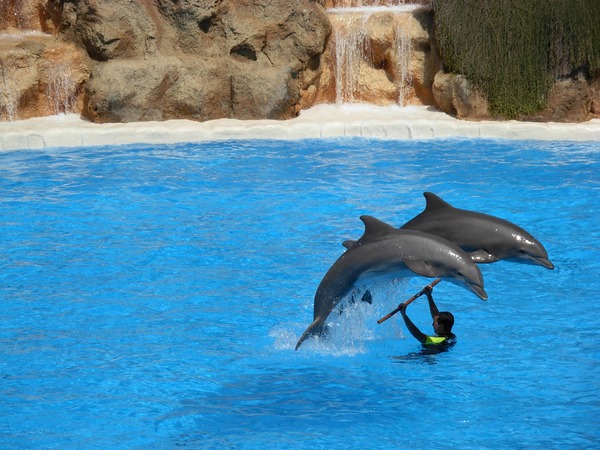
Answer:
433;312;454;336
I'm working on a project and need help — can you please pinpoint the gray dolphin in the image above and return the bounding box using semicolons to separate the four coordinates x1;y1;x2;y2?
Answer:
399;192;554;269
295;215;487;350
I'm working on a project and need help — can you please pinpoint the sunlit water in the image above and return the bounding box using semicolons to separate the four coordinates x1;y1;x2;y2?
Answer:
1;138;599;449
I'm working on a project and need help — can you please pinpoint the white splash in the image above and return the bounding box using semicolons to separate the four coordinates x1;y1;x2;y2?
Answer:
271;281;409;356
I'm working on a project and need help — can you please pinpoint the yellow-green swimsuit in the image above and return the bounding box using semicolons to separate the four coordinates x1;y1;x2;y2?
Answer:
424;335;447;345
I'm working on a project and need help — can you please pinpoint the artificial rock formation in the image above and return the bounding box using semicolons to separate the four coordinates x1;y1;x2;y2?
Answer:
1;0;331;122
308;5;440;107
322;0;431;7
531;74;600;123
0;0;89;121
431;72;491;120
432;70;600;122
56;0;331;123
2;0;598;123
0;33;89;121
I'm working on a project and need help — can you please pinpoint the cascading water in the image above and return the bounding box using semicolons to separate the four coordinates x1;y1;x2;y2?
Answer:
327;4;418;106
0;60;18;121
0;0;87;121
46;61;78;115
394;18;412;106
0;34;24;121
333;13;372;103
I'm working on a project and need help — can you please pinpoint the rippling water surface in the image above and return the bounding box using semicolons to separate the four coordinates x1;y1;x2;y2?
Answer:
1;138;599;448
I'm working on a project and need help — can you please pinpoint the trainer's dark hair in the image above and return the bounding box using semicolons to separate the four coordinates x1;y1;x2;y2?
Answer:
437;312;454;335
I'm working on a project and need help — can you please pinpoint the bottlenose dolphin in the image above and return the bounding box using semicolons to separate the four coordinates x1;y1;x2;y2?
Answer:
295;215;487;350
400;192;554;269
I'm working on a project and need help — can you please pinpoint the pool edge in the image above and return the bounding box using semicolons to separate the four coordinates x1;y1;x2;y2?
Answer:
1;104;599;151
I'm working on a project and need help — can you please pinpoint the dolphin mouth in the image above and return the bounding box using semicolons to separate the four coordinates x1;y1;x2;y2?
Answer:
468;283;488;300
536;257;555;270
446;277;488;300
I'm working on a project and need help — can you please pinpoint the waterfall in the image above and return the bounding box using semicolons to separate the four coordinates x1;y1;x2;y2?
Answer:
394;19;412;106
0;0;86;121
0;31;84;121
333;14;371;103
329;6;415;106
46;61;77;115
0;62;18;120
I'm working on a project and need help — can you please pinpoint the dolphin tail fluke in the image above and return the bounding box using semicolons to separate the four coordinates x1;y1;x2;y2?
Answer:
295;319;325;350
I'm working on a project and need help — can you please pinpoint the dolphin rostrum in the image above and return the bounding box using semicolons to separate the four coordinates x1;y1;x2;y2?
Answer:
399;192;554;269
295;215;487;350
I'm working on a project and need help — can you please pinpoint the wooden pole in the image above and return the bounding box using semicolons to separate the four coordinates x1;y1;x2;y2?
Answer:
377;278;442;324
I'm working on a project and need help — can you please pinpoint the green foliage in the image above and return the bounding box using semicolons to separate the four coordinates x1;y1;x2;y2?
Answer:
432;0;600;119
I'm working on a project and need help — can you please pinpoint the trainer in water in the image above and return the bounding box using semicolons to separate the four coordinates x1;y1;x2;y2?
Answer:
295;215;487;350
398;285;455;346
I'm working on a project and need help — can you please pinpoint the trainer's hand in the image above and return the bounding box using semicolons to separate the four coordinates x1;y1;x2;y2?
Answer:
399;303;407;314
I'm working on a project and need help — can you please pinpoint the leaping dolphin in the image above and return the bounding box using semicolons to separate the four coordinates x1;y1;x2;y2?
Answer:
295;215;487;350
399;192;554;269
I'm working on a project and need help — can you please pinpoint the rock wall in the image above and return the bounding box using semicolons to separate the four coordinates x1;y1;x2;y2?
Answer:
0;34;89;121
55;0;331;123
0;0;46;31
0;0;88;121
1;0;331;122
322;0;431;8
1;0;598;123
432;70;600;122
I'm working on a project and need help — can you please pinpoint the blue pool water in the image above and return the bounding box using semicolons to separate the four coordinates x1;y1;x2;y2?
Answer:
1;138;599;449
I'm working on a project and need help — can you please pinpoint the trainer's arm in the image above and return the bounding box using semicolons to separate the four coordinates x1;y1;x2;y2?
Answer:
399;304;427;344
426;288;440;319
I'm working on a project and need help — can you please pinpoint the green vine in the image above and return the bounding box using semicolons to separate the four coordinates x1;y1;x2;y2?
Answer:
432;0;600;119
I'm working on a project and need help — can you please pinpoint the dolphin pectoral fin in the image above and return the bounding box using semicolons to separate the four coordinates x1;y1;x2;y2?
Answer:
404;259;438;278
295;319;327;350
469;250;500;264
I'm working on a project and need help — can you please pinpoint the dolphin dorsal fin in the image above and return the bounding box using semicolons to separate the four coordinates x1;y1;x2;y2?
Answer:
342;240;357;249
358;215;396;244
423;192;452;212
